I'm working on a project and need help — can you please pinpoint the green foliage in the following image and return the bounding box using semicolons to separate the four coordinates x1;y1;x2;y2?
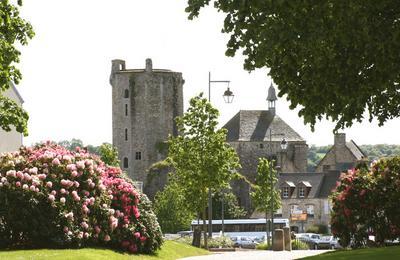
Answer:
168;93;241;247
251;158;281;245
331;157;400;248
148;160;171;172
0;0;34;135
306;224;329;235
212;191;246;220
176;235;233;249
99;143;120;167
292;239;310;250
251;158;281;215
206;236;233;249
154;182;194;234
256;242;271;250
186;1;400;131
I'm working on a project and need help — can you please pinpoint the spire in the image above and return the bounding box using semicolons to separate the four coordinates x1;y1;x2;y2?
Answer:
267;83;277;115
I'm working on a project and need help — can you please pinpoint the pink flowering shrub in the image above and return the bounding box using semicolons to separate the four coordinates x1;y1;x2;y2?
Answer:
331;158;400;248
0;142;162;253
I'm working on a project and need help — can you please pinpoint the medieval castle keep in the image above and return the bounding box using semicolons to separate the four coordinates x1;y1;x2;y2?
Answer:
110;60;363;229
110;59;184;185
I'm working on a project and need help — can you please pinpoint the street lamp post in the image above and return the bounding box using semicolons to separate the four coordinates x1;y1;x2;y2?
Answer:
207;72;234;238
269;129;287;246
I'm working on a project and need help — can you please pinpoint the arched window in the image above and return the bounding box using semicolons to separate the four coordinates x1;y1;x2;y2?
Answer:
123;157;129;168
124;89;129;98
125;128;128;141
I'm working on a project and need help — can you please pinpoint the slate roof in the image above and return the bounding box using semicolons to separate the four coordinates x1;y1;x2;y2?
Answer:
222;110;304;142
346;140;366;160
279;171;340;199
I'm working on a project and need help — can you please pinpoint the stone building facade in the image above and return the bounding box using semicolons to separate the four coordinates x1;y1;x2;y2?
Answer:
315;133;366;172
110;59;184;185
223;85;308;211
0;84;24;153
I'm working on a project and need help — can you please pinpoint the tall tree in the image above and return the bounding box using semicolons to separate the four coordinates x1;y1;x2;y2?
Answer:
168;94;241;248
186;1;400;131
251;158;281;245
154;182;194;234
0;0;34;135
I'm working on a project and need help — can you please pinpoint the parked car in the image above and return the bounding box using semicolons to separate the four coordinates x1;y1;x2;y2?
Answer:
230;236;259;249
314;236;341;249
296;233;321;249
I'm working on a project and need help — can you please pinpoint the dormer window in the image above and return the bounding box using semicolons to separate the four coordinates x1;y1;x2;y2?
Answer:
282;187;289;198
297;181;312;198
281;181;295;198
298;187;305;198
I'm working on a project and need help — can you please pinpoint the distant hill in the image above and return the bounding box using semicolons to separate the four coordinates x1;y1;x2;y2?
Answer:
307;144;400;171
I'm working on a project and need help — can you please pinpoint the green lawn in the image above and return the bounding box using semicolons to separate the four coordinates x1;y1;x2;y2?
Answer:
0;240;209;260
302;246;400;260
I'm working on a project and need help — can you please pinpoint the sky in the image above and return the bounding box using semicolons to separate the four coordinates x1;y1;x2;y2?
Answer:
14;0;400;147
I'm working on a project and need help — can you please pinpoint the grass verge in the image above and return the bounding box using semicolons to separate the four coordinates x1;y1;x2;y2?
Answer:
301;246;400;260
0;240;209;260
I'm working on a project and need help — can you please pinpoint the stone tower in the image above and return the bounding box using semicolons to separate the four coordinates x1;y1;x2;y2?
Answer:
110;58;184;186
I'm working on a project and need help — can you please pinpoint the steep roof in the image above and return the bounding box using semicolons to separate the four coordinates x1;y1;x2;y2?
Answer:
278;171;340;198
4;83;24;104
346;140;366;160
222;110;304;142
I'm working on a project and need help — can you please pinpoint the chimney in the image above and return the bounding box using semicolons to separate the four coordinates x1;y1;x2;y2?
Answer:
334;133;346;146
145;58;153;72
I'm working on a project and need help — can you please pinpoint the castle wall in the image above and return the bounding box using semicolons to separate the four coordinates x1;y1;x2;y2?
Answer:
110;59;183;184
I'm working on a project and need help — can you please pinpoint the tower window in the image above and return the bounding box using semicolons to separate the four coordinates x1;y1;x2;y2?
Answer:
259;143;264;149
123;157;129;168
125;104;128;116
125;129;128;141
135;152;142;160
124;89;129;98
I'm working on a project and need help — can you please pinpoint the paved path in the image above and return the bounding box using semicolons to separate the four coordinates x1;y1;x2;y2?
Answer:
180;250;331;260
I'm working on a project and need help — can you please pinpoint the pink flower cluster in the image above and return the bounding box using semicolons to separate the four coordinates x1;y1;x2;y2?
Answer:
0;142;157;253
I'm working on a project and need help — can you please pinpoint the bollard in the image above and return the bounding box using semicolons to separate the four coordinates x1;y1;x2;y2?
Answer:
273;229;285;251
283;227;292;251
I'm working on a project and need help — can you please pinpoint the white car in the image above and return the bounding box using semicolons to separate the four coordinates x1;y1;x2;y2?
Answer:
230;236;258;249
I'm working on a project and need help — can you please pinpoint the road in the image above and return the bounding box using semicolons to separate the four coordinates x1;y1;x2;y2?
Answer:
180;250;331;260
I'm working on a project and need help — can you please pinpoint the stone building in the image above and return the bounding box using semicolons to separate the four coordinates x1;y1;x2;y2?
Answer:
276;171;340;232
0;84;24;153
110;58;184;187
223;84;308;211
315;133;366;172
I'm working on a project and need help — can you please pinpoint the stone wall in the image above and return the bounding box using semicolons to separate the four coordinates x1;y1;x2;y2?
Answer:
280;198;332;233
228;140;308;211
110;59;183;186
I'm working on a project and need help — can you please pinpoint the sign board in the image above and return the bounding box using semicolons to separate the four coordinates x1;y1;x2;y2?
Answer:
290;213;307;221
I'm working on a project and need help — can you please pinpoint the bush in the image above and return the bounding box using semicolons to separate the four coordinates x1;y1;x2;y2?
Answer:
292;239;309;250
0;142;162;253
207;236;233;248
331;158;400;248
306;224;329;234
256;242;271;250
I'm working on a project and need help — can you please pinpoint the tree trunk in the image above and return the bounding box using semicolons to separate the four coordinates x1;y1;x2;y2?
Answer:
266;211;270;246
203;206;208;249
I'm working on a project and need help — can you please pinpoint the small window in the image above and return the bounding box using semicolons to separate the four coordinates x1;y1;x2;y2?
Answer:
282;187;289;198
135;152;142;160
306;204;315;217
125;129;128;141
123;157;129;168
259;143;264;149
125;104;128;116
124;89;129;98
298;187;305;198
